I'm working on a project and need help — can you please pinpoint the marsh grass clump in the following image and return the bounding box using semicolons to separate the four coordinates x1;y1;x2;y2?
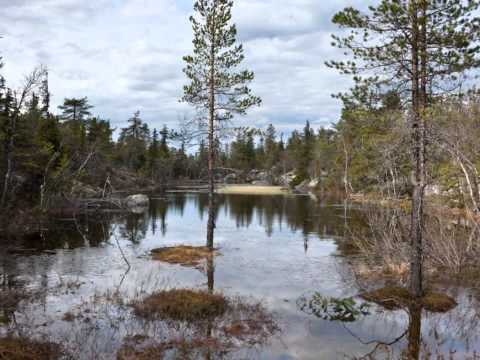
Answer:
150;245;219;267
132;289;228;321
360;286;457;313
119;299;278;359
0;337;63;360
422;292;457;313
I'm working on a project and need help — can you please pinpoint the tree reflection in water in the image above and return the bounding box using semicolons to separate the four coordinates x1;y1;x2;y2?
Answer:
297;292;461;359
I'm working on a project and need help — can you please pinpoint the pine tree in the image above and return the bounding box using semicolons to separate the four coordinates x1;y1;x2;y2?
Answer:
159;125;170;158
119;111;150;171
40;70;51;118
58;97;93;122
182;0;261;249
148;128;160;179
264;124;279;170
328;0;480;297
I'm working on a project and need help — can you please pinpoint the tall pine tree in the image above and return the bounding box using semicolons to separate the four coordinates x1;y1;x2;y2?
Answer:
328;0;480;297
182;0;261;249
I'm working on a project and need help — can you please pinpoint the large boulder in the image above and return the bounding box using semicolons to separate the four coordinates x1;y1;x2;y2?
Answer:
245;169;273;184
246;170;260;183
279;171;297;187
224;173;238;184
124;194;150;208
294;180;310;193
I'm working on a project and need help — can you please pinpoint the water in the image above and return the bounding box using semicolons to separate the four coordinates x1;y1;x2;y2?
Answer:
0;193;479;359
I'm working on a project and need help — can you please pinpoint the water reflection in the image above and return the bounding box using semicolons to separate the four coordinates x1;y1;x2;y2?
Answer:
297;290;480;359
0;193;479;359
16;193;365;252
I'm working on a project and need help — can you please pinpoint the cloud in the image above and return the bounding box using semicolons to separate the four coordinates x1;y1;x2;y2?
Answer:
0;0;371;137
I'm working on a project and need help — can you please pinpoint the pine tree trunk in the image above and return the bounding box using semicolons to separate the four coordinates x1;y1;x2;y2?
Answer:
409;0;425;298
206;14;216;250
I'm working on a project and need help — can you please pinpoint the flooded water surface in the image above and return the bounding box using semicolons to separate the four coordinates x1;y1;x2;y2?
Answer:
1;193;479;359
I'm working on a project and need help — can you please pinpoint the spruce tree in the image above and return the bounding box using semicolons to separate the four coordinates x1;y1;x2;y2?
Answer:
119;111;150;171
182;0;261;248
328;0;480;297
58;97;93;122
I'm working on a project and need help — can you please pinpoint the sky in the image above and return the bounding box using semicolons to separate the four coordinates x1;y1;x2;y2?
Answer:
0;0;368;136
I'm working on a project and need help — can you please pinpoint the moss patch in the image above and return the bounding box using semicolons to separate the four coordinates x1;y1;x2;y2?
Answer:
0;337;63;360
132;289;228;322
151;245;218;267
360;286;457;313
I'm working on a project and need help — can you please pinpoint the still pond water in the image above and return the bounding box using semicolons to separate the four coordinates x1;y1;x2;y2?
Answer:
1;193;479;359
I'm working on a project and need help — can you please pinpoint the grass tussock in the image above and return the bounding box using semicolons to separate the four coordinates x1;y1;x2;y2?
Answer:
0;337;63;360
132;289;228;321
422;292;458;313
151;245;219;267
360;286;457;313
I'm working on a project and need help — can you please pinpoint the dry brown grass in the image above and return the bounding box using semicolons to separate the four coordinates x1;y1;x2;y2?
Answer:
132;289;228;322
350;205;480;288
422;292;458;313
360;286;457;313
0;337;63;360
151;245;219;267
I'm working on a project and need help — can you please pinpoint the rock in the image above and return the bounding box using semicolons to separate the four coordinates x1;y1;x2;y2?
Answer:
279;171;297;187
308;178;320;189
251;180;270;186
294;180;310;193
71;180;102;198
124;194;149;208
425;184;441;196
224;173;238;184
246;170;260;183
245;169;273;184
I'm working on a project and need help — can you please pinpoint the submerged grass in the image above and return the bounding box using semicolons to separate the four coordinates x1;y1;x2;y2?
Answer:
132;289;228;322
151;245;219;267
0;337;63;360
360;286;457;313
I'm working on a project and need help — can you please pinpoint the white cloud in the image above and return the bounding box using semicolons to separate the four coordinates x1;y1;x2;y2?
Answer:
0;0;370;135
